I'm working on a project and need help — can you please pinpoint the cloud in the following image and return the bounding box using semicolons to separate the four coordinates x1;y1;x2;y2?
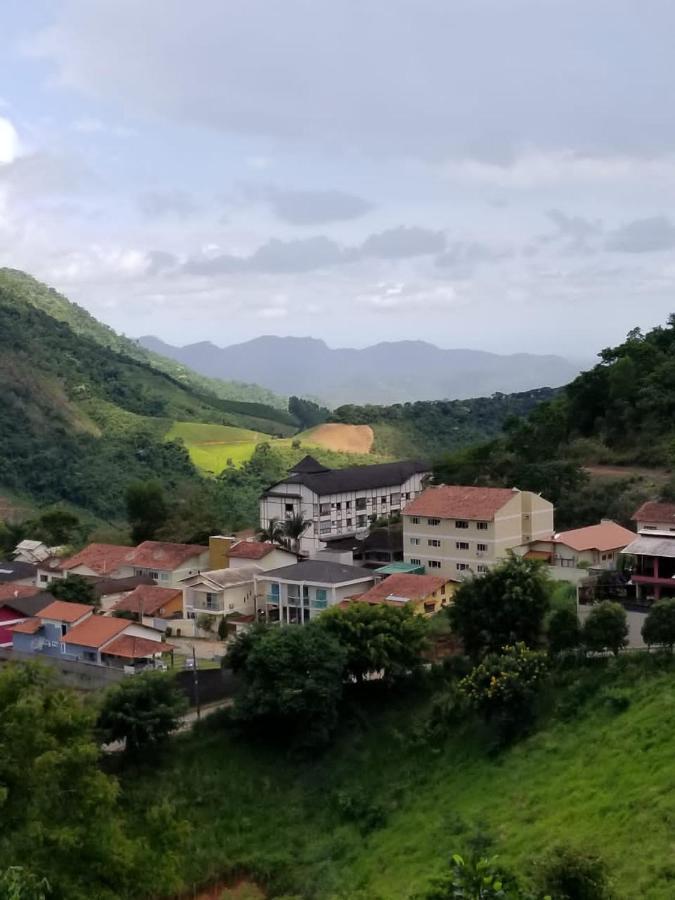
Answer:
0;117;20;164
138;189;199;219
435;241;510;269
358;281;460;313
145;250;179;274
72;117;134;137
26;0;675;161
543;209;603;253
263;187;373;225
357;226;445;260
605;216;675;253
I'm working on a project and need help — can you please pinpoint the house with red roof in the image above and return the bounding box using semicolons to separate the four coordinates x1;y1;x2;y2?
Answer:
227;540;296;570
402;485;553;580
521;520;636;584
124;541;209;586
111;584;183;624
347;572;457;616
622;502;675;603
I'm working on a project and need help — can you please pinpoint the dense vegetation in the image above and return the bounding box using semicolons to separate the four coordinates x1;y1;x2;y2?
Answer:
331;389;557;458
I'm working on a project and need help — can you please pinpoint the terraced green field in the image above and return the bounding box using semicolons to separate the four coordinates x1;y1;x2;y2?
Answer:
166;421;266;473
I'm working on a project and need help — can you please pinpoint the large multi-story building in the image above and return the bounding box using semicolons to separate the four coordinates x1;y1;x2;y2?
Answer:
401;484;554;579
260;455;430;555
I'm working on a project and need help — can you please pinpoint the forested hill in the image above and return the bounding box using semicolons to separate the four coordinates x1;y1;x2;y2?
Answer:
0;269;288;411
330;388;558;458
0;275;295;520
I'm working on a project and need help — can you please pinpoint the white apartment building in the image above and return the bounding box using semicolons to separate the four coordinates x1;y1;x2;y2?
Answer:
260;455;430;555
402;484;554;579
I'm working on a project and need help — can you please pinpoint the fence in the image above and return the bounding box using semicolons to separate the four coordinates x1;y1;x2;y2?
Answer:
174;667;241;707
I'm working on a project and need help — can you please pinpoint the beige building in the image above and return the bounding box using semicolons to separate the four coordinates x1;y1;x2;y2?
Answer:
181;565;262;626
402;485;553;579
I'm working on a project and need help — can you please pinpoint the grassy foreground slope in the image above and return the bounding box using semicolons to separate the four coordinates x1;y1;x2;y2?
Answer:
125;658;675;899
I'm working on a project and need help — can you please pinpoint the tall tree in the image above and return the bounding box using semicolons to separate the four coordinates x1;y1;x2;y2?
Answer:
125;480;168;543
282;513;312;553
583;601;628;656
97;672;187;754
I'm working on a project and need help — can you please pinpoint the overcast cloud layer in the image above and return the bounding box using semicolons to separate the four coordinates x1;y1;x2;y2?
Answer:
2;1;675;356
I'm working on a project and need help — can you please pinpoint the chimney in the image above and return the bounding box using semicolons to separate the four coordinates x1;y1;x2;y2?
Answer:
209;535;235;570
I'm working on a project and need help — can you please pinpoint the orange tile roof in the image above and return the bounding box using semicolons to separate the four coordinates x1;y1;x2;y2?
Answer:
63;615;128;648
126;541;207;570
555;522;636;553
38;600;94;623
59;543;132;575
355;573;451;606
102;635;172;659
112;585;182;616
0;583;40;603
229;541;284;560
404;485;518;520
633;501;675;523
10;617;42;634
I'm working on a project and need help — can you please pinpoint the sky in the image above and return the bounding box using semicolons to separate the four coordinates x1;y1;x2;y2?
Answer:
2;1;675;358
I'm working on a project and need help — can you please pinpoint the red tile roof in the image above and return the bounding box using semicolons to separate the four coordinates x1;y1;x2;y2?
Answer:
10;617;42;634
229;540;282;560
64;615;128;648
404;485;518;520
112;585;182;616
355;573;451;606
0;583;40;603
126;541;207;570
59;543;132;575
102;634;171;659
38;600;94;623
555;522;636;553
633;501;675;524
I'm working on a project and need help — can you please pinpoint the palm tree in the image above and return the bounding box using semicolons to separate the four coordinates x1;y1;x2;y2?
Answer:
257;517;285;544
282;513;312;554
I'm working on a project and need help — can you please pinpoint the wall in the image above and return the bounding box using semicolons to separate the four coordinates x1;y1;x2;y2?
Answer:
229;548;296;570
0;647;126;689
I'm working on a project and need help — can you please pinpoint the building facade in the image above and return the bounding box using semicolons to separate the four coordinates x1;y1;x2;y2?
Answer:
260;456;430;555
623;501;675;602
402;485;554;579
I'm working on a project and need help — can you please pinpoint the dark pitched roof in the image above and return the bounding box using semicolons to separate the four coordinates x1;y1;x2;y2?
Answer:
289;455;331;474
0;592;52;617
266;459;429;497
0;560;37;583
259;559;375;584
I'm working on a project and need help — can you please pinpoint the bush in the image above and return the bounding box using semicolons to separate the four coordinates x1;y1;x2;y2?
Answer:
583;601;628;656
642;598;675;651
97;672;187;754
536;845;609;899
547;607;581;655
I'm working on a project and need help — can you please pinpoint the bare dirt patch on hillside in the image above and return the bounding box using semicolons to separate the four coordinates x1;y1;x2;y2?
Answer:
585;465;670;482
303;423;374;453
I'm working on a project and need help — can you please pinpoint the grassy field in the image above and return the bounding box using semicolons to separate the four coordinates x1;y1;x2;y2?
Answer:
123;655;675;899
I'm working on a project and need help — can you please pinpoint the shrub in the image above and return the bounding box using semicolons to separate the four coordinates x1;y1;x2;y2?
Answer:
583;601;628;656
642;598;675;651
97;672;187;754
547;607;581;655
536;845;609;899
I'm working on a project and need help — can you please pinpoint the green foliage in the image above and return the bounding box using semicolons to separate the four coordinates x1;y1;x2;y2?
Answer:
421;853;526;899
126;480;169;543
0;868;51;900
536;846;609;899
288;396;330;429
320;602;428;682
460;643;549;743
226;623;346;747
217;615;228;640
97;672;187;754
448;556;552;660
641;598;675;651
48;574;97;606
582;601;628;656
547;608;581;655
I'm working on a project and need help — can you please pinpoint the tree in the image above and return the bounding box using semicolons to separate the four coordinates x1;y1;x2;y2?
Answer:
547;607;581;655
536;846;609;899
642;598;675;651
582;601;628;656
226;623;346;747
125;480;168;543
97;672;187;754
448;555;551;660
282;513;311;553
48;574;97;607
422;853;528;899
459;643;549;743
320;602;427;683
288;396;329;429
257;517;285;544
0;868;51;900
29;508;82;546
217;615;228;640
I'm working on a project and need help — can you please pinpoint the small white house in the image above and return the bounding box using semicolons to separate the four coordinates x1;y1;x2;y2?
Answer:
181;565;262;624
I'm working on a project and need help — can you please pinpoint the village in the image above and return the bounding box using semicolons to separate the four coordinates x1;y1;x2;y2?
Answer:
0;453;671;683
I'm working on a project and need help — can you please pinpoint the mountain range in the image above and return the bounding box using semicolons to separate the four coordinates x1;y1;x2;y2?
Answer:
139;335;583;406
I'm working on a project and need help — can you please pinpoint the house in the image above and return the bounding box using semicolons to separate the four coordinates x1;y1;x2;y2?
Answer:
124;541;209;586
181;566;262;625
56;543;134;580
622;501;675;603
402;485;554;579
11;600;95;657
13;540;56;565
520;521;637;583
111;584;183;625
0;559;37;587
260;455;430;555
256;559;377;625
351;572;457;616
227;540;297;570
0;592;50;647
317;525;404;569
61;615;163;666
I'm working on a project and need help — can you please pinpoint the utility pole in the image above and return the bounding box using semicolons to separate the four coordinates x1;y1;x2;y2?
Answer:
192;645;200;720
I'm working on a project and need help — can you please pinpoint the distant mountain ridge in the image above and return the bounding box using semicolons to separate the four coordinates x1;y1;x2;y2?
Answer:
139;334;582;406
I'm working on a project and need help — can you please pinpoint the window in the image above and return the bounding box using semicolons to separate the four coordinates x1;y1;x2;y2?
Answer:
346;518;352;527
410;537;420;546
427;517;441;526
345;500;352;509
428;539;441;547
320;522;333;533
40;574;49;584
477;521;488;530
313;588;328;609
410;516;420;524
428;560;441;569
205;592;217;610
477;543;488;552
410;558;421;566
285;503;294;513
356;498;367;510
160;573;170;581
335;502;341;511
357;515;367;527
390;492;401;505
456;541;469;550
455;520;468;529
405;492;411;500
320;503;331;515
456;563;469;571
441;584;446;595
424;601;436;615
381;496;387;504
477;564;488;574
